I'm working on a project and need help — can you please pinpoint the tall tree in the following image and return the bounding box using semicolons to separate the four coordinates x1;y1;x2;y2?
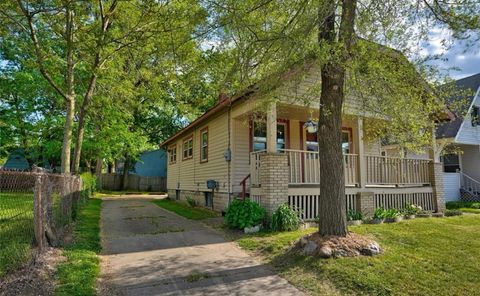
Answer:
207;0;480;236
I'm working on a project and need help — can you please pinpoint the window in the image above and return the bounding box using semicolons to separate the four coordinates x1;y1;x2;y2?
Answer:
200;128;208;162
441;154;460;173
168;145;177;164
251;121;288;152
472;106;480;127
182;136;193;160
342;129;352;154
304;128;352;154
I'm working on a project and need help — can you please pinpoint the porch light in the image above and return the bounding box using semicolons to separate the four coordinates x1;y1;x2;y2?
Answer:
304;118;318;134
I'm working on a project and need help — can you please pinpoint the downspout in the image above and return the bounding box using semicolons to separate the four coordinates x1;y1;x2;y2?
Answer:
227;98;232;206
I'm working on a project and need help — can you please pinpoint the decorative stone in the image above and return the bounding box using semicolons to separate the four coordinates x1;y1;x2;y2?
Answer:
318;246;333;258
302;241;318;255
244;225;261;234
333;248;348;258
347;220;362;226
360;242;382;256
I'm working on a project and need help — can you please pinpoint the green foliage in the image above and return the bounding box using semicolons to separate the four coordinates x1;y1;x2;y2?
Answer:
225;199;266;229
445;209;463;217
80;173;97;195
186;196;197;207
373;207;386;219
383;208;401;219
271;204;300;232
347;209;363;221
404;204;422;215
55;199;102;296
152;199;217;220
446;201;480;209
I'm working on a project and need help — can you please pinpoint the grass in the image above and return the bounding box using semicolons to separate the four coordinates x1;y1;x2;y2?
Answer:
55;198;102;296
235;216;480;296
446;201;480;214
152;199;219;220
0;192;34;277
95;190;164;197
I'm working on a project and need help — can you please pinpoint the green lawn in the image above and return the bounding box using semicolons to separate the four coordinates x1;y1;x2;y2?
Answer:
236;216;480;296
95;190;165;198
55;198;102;296
0;192;34;277
446;201;480;214
152;199;219;220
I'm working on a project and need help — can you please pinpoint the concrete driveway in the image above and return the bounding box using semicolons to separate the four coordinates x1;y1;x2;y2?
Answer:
99;198;304;296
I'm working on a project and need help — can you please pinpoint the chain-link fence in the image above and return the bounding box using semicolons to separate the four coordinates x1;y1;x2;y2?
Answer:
0;169;87;277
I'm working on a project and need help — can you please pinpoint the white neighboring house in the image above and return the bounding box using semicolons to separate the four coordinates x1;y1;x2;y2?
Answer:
436;73;480;202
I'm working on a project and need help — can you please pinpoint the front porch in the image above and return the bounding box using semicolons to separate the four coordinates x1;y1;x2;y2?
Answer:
232;101;445;220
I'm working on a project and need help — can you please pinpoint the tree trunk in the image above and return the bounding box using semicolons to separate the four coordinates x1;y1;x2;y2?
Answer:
72;75;98;173
95;157;103;176
122;156;130;190
317;0;357;237
60;97;74;174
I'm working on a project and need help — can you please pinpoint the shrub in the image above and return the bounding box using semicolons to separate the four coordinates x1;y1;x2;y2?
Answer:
80;173;97;198
404;204;422;215
347;209;363;221
446;201;480;209
186;196;197;207
373;208;386;219
271;204;300;231
383;208;401;218
445;209;463;216
225;199;266;229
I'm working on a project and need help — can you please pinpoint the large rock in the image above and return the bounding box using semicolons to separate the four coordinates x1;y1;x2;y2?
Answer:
302;241;318;255
318;246;332;258
360;242;382;256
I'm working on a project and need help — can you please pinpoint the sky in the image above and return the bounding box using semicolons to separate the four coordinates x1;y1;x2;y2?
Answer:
420;29;480;80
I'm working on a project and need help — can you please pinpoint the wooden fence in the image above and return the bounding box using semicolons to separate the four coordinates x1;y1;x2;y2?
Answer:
98;174;167;192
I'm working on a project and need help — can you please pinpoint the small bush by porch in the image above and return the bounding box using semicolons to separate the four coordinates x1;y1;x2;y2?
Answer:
235;215;480;296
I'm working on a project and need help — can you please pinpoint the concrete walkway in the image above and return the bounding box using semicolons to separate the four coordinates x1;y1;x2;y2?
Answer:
99;198;304;296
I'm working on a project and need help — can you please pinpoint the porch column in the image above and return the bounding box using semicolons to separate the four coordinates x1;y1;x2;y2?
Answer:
266;101;277;153
260;153;288;215
429;126;446;212
357;117;367;188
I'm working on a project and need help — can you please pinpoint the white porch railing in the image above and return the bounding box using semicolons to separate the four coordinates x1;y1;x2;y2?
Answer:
250;149;359;186
365;155;430;185
250;150;432;187
460;171;480;196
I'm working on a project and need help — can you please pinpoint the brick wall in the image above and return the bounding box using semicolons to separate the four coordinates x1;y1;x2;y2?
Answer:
260;153;289;214
429;162;446;212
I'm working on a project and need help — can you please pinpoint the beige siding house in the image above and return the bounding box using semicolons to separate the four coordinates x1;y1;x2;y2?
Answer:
162;64;452;219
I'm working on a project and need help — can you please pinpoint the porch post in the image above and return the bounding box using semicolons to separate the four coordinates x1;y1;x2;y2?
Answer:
429;126;446;212
266;101;277;153
260;153;288;215
357;117;367;188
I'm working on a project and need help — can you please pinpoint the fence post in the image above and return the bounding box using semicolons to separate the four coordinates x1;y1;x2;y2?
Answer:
33;174;46;251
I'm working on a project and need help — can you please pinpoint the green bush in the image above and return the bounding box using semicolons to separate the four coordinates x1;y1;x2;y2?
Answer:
186;196;197;207
373;207;386;219
80;173;97;197
404;204;422;215
384;208;401;218
347;209;363;221
445;209;463;216
271;204;300;231
225;199;266;229
446;201;480;209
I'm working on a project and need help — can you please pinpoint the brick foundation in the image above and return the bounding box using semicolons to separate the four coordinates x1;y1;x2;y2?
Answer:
166;189;229;211
356;192;375;217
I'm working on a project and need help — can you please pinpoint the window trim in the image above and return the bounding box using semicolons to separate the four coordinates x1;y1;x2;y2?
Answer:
200;127;208;163
168;144;177;164
182;135;194;160
249;118;290;152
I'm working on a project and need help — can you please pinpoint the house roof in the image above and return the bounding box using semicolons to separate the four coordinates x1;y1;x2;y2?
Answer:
436;73;480;139
161;42;455;147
